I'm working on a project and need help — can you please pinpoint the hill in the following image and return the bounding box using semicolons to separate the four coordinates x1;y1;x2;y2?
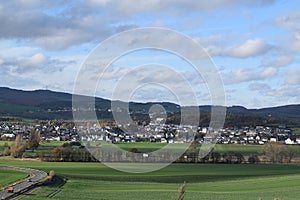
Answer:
0;87;299;126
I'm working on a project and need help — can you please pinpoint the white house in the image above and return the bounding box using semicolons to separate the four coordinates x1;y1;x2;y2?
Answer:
285;138;295;145
1;133;15;139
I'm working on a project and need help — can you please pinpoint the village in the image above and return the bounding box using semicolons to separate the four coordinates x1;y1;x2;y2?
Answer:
1;121;299;146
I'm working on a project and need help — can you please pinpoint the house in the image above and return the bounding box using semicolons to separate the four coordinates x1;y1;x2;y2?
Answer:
161;138;167;143
285;138;295;145
1;133;15;139
258;141;265;145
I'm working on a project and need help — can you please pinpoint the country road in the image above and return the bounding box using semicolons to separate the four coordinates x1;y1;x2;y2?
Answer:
0;166;48;200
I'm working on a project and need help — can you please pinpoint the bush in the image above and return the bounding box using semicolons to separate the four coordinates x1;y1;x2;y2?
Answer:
248;154;260;164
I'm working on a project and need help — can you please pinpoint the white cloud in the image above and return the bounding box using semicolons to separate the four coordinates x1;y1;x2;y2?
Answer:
275;11;300;52
247;82;300;107
0;41;40;58
223;66;277;84
260;54;294;68
249;82;272;92
88;0;111;6
23;53;47;67
208;38;272;58
100;67;131;80
267;86;300;98
87;0;276;15
284;70;300;85
227;39;271;58
0;53;75;74
260;67;277;77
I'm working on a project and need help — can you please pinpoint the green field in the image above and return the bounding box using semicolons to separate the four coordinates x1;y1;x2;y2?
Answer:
110;142;300;157
34;141;277;154
0;168;28;188
1;157;300;199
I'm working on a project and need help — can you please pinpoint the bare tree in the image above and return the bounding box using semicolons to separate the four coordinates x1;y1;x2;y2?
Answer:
263;143;293;163
10;135;25;158
26;129;41;151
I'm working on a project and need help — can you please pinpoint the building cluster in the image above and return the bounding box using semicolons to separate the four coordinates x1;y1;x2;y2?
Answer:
0;123;79;142
1;122;300;145
215;126;299;145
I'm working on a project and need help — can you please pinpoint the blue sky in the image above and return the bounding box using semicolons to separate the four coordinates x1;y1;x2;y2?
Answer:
0;0;299;108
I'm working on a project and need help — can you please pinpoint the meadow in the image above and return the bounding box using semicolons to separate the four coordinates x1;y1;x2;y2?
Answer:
0;157;300;199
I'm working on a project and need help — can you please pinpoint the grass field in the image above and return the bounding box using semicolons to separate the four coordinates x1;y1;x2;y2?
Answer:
0;168;28;188
108;142;300;157
0;157;300;199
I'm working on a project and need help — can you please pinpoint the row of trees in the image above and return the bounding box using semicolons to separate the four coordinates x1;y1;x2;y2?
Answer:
38;148;253;164
28;141;297;163
1;134;296;163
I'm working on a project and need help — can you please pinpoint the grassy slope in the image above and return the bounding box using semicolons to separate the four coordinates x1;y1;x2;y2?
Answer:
0;157;300;199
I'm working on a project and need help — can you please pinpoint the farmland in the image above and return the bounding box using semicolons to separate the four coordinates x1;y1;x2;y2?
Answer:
0;157;300;200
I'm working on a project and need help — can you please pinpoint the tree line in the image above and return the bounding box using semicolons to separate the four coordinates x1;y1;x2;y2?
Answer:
36;142;296;164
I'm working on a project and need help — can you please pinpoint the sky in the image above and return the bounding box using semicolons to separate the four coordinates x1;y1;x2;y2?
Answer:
0;0;299;108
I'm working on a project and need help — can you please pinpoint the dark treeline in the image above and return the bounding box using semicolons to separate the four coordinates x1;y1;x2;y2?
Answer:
165;112;297;127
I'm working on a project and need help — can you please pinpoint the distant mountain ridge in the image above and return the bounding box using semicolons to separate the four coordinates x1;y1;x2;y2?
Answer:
0;87;299;124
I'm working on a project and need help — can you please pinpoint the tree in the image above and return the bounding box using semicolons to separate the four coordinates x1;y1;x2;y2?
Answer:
26;129;40;151
235;152;244;164
128;148;138;153
188;141;200;163
53;147;62;161
10;135;25;158
263;143;291;163
222;152;233;164
222;152;244;164
2;142;10;156
286;146;295;163
210;152;221;163
248;154;260;164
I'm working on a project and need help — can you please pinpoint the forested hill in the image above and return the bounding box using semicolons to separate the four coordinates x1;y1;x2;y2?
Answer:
0;87;299;126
